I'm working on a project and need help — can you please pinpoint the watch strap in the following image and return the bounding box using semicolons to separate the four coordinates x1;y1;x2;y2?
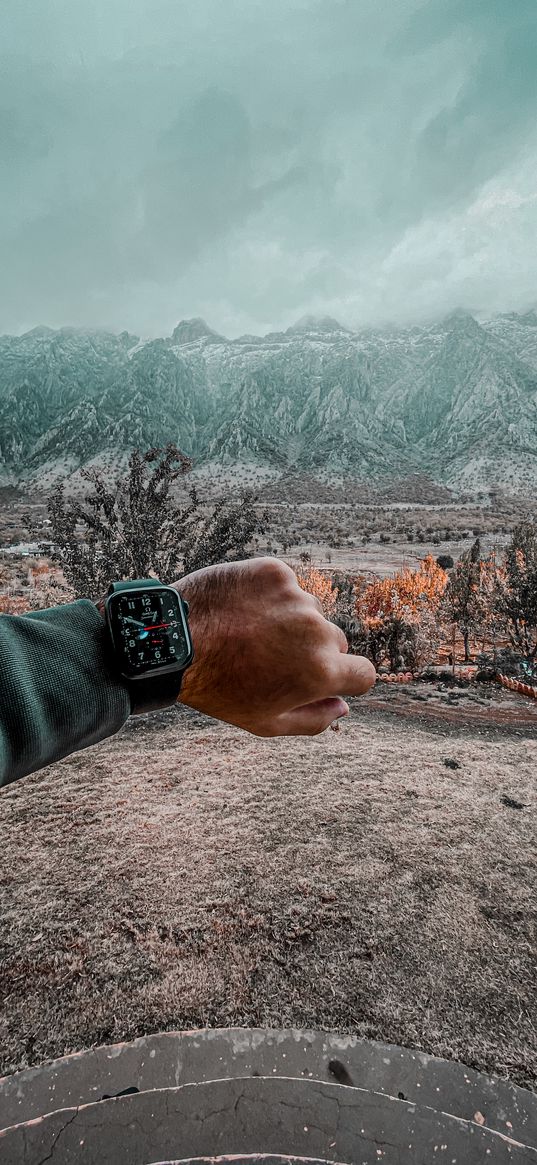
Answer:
128;671;185;715
108;578;162;593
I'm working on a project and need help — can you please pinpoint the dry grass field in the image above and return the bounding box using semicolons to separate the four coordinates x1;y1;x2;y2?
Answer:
1;485;536;1094
1;685;536;1089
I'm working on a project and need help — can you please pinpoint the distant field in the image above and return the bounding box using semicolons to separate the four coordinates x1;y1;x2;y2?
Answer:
0;487;530;583
283;534;509;578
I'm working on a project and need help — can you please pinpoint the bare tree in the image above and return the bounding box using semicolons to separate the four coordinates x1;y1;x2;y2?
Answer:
180;484;263;576
43;445;265;599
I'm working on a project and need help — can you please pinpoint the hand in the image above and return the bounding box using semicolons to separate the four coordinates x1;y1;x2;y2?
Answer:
174;557;376;737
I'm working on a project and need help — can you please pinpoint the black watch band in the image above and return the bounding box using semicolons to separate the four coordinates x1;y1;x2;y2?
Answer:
107;579;191;715
128;673;184;715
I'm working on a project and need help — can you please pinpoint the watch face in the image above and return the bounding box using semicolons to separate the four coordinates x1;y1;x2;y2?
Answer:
108;588;191;678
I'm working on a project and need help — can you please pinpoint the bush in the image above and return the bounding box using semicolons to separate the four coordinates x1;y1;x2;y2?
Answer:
331;614;372;658
476;647;537;682
436;554;454;570
384;616;420;672
330;571;358;618
39;445;265;599
418;668;468;687
332;612;425;673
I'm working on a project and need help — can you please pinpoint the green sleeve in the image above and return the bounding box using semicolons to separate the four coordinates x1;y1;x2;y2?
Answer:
0;600;131;788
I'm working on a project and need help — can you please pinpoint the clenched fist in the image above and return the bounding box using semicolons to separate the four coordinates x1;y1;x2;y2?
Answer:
175;557;376;737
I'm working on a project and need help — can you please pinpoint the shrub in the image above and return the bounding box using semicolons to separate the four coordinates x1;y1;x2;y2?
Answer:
39;445;265;599
475;647;537;683
331;614;385;669
181;484;263;575
330;571;358;618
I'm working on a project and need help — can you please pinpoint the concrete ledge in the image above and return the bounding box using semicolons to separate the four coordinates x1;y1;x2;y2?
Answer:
1;1028;535;1148
0;1077;535;1165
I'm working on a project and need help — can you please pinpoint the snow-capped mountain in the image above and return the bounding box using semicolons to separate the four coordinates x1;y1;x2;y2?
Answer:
2;310;537;495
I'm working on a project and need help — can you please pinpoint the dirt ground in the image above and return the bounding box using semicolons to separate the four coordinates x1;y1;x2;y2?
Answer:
0;685;536;1092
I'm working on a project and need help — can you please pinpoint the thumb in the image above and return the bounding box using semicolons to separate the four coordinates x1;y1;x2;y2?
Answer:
330;653;377;697
274;696;350;737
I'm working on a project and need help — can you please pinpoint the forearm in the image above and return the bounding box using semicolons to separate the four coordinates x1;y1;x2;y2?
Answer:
0;600;131;788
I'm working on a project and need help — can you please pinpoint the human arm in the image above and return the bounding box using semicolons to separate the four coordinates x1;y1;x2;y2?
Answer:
0;557;376;787
0;599;130;788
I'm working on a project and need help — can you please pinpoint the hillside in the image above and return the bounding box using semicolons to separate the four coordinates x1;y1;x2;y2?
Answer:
2;310;537;495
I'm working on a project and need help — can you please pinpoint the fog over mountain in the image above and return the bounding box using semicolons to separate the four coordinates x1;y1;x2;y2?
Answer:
3;310;537;496
2;1;537;337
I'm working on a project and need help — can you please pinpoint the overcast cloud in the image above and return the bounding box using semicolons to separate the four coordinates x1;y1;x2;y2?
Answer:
1;0;537;336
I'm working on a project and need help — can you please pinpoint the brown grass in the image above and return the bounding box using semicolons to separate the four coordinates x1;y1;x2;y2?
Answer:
1;691;536;1090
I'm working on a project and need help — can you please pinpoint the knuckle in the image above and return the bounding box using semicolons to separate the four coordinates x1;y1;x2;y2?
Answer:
334;625;349;652
301;607;325;633
301;619;332;663
305;593;324;614
362;658;378;687
256;556;295;585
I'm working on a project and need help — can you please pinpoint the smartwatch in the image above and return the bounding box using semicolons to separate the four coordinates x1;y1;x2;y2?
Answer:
102;578;194;715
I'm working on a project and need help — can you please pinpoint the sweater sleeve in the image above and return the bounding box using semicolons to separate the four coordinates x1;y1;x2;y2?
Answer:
0;599;131;787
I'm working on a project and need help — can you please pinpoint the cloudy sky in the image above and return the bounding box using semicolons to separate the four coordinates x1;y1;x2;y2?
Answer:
2;0;537;337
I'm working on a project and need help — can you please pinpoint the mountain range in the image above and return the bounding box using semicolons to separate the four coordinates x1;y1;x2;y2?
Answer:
2;308;537;496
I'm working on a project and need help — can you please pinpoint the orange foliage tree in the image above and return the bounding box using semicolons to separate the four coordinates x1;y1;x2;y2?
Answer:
0;595;31;615
352;555;448;671
0;558;75;616
293;556;448;670
294;564;338;618
355;555;447;623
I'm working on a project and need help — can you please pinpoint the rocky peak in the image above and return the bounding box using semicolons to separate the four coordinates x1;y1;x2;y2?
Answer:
22;326;56;340
286;314;352;336
441;308;483;336
171;318;226;345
